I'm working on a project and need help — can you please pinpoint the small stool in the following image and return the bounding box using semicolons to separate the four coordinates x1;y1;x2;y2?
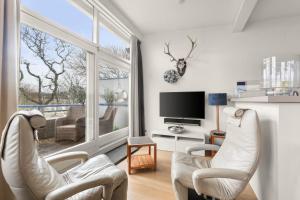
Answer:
127;136;157;174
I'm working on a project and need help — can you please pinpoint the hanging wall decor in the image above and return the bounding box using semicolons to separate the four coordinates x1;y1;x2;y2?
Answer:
163;69;180;83
163;36;197;83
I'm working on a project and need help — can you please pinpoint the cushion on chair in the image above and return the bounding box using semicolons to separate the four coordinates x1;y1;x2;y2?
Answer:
64;154;127;192
28;114;47;129
65;186;103;200
56;124;77;141
172;152;211;188
14;110;46;129
56;124;76;133
57;124;76;130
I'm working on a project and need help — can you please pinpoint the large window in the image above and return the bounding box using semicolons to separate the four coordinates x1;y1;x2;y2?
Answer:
19;0;132;156
19;24;87;156
21;0;93;40
99;26;130;60
98;66;129;136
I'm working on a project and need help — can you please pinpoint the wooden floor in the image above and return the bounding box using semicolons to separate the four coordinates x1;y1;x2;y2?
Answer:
118;147;257;200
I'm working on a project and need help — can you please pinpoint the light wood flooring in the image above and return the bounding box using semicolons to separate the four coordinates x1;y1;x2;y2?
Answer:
118;147;257;200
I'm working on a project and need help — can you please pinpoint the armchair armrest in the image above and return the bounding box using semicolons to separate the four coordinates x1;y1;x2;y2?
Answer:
192;168;249;195
193;168;249;181
55;117;68;127
45;175;113;200
186;144;220;155
76;117;86;127
46;151;89;165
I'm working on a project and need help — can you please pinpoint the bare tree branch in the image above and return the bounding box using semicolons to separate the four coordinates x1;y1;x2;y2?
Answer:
20;25;73;105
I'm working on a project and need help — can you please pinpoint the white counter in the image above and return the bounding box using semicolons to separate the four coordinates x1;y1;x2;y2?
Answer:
230;95;300;103
232;97;300;200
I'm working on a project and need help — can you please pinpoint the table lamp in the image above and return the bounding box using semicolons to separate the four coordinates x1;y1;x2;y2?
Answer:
208;93;227;136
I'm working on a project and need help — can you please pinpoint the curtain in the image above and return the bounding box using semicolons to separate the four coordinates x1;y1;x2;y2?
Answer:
0;0;20;199
129;36;145;137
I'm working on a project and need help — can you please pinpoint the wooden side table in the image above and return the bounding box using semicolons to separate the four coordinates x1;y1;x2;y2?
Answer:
210;131;226;156
127;136;157;174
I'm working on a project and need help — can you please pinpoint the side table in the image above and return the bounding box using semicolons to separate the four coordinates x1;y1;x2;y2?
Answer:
210;131;226;156
127;136;157;174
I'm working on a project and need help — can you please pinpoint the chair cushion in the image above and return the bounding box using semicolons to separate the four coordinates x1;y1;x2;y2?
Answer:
65;186;103;200
171;152;211;188
56;125;77;135
57;124;76;130
63;154;127;191
14;110;46;129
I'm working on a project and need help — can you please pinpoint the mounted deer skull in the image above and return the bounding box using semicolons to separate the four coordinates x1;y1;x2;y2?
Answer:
164;36;197;77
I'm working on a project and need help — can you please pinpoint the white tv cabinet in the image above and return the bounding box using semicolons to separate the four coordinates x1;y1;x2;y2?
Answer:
151;130;205;156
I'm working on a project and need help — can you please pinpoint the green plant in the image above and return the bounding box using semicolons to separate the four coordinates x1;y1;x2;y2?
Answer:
101;88;116;106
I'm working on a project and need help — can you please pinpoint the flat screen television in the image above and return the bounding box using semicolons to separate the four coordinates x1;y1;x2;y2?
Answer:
160;91;205;119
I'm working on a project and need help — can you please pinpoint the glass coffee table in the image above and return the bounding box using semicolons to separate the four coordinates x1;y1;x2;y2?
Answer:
127;136;157;174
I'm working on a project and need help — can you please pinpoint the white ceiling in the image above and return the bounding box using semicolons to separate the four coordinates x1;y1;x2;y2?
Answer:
111;0;300;35
111;0;242;34
250;0;300;22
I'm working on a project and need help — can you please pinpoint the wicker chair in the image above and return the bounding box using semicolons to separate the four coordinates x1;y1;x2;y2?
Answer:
55;106;85;142
99;107;117;135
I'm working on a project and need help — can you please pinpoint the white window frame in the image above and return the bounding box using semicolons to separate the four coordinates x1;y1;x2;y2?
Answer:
90;0;131;151
20;6;98;53
19;1;133;157
95;56;130;152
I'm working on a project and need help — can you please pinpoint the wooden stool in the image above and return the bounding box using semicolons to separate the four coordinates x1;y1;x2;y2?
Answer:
127;136;157;174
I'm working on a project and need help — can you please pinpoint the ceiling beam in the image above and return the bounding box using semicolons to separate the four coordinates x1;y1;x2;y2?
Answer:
233;0;258;32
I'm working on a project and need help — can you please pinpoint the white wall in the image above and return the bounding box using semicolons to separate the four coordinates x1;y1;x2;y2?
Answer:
141;16;300;135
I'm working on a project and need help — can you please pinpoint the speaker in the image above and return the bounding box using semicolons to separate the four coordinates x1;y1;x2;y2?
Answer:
164;118;201;126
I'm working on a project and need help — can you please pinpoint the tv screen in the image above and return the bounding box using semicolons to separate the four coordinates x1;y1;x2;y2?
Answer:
160;91;205;119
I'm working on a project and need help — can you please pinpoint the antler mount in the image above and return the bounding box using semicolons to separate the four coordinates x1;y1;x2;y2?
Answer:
163;36;197;79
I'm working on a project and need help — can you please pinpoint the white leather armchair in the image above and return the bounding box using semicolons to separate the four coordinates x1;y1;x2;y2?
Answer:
0;110;127;200
171;107;260;200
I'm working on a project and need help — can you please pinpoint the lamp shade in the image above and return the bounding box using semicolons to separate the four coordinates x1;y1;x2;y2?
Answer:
208;93;227;105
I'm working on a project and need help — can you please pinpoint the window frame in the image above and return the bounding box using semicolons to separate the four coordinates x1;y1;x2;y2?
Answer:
95;58;130;150
19;1;132;157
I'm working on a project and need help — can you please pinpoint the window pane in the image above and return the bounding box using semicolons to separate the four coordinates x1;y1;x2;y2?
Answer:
21;0;93;41
99;26;130;60
98;66;129;136
19;24;87;156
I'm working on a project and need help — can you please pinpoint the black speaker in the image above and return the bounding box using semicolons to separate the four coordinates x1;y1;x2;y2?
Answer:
164;118;201;126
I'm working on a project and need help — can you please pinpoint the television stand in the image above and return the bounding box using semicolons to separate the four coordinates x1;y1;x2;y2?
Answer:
151;129;205;156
